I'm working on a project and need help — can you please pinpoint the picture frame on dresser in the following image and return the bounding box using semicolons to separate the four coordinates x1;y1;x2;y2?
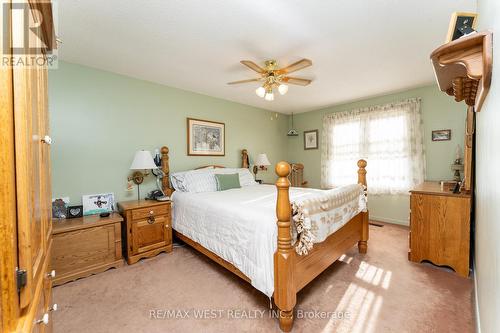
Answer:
67;205;84;219
82;192;115;215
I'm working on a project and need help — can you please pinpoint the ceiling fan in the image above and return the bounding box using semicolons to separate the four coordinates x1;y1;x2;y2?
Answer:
227;59;313;101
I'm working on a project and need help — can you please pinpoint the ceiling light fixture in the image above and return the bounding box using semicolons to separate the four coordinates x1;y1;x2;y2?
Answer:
255;86;266;98
228;59;313;101
278;84;289;95
287;112;299;136
264;89;274;101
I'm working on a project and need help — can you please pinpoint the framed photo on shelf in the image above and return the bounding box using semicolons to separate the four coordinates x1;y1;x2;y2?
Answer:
304;129;319;150
432;129;451;141
82;193;114;216
187;118;225;156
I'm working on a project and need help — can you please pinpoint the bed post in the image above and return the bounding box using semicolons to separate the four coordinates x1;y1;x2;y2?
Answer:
161;146;173;196
357;159;369;253
274;162;296;332
241;149;249;168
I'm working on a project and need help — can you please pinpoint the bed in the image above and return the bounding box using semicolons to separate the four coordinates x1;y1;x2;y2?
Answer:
159;147;369;332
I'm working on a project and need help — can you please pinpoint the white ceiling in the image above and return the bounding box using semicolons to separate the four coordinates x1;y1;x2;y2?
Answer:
56;0;476;114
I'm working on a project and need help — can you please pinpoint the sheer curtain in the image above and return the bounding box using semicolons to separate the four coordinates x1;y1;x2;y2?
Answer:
321;98;425;194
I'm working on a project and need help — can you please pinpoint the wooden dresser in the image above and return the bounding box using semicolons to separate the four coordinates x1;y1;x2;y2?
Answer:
409;182;471;277
0;1;57;331
51;213;124;286
118;200;173;264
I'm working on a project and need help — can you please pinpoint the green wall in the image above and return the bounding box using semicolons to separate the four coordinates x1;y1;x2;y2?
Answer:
49;62;288;205
287;85;466;224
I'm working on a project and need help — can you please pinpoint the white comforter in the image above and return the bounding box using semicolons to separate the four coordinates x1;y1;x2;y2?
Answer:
172;184;365;297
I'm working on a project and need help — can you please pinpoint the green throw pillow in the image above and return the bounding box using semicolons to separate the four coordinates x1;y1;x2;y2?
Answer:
215;173;241;191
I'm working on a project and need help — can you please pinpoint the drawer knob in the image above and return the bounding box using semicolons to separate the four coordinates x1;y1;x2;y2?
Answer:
35;313;49;325
149;210;154;215
41;135;52;145
47;270;56;279
50;303;58;312
165;224;169;228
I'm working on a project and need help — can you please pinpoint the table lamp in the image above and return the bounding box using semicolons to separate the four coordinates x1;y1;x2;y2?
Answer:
253;153;271;182
128;150;157;200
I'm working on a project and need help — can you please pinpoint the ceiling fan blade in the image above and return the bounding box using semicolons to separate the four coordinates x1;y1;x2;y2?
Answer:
278;59;312;74
282;77;312;86
227;78;261;85
240;60;266;73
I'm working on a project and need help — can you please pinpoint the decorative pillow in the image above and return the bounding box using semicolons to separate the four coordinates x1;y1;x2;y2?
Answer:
170;171;188;192
214;168;257;187
170;167;216;192
215;173;241;191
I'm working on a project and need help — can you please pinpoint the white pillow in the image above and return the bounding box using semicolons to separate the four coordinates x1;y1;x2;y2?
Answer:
214;168;257;187
170;171;188;192
183;168;217;193
170;167;215;192
237;168;258;186
213;167;237;175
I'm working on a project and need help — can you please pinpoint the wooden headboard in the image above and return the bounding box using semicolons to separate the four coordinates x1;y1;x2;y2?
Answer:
160;147;173;196
195;165;225;169
160;147;250;195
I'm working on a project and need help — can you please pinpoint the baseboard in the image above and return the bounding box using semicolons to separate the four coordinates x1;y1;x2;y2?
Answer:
370;215;408;226
473;263;482;333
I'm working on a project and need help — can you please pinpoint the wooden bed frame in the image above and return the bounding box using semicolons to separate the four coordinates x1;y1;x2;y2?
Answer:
160;147;369;332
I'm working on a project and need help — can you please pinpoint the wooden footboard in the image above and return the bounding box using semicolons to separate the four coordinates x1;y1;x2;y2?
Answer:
159;147;368;332
294;212;366;291
274;160;368;332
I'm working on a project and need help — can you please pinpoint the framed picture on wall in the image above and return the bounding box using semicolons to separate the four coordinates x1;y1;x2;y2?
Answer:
187;118;225;156
432;129;452;141
304;130;319;150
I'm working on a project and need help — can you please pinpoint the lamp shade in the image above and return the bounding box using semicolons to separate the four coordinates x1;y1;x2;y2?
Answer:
130;150;157;170
254;153;271;167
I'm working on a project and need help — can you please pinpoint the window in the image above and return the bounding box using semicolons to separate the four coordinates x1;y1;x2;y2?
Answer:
321;98;425;194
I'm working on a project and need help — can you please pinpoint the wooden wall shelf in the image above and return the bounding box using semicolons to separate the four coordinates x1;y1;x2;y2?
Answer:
431;31;493;112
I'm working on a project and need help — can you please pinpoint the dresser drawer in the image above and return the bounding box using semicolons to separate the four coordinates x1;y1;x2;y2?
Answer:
131;205;170;220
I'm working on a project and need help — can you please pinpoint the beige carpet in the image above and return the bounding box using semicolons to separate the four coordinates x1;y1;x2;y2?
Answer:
53;223;474;333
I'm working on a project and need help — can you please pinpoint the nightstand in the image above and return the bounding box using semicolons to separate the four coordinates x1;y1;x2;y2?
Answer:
117;200;173;264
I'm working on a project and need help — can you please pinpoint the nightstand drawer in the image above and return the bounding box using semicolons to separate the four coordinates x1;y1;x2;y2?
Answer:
131;205;170;220
131;215;170;254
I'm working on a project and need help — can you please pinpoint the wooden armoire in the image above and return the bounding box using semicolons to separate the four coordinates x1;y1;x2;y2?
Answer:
0;1;56;332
